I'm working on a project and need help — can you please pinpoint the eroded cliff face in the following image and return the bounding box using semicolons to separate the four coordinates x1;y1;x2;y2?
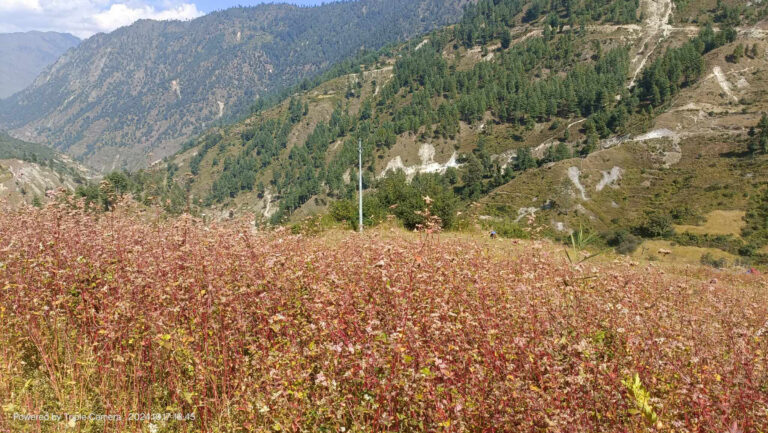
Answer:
0;157;90;207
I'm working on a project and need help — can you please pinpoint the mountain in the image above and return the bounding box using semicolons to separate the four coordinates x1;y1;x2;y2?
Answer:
126;0;649;220
0;131;92;207
0;31;79;99
0;0;473;172
116;0;768;267
3;1;768;430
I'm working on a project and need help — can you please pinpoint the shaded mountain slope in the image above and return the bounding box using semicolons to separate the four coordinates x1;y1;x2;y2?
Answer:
0;31;79;99
0;0;472;172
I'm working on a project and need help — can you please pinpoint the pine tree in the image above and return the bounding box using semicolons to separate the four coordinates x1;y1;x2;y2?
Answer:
759;113;768;136
501;31;512;49
462;154;484;186
289;97;304;123
554;141;572;161
581;132;598;156
516;147;537;171
360;100;372;121
729;44;744;63
751;113;768;155
445;167;459;185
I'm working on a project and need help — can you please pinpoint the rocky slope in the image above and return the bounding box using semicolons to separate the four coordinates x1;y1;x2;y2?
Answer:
0;132;91;207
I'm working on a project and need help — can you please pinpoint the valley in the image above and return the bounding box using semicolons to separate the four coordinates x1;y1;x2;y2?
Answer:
1;0;768;431
0;0;472;171
86;0;766;269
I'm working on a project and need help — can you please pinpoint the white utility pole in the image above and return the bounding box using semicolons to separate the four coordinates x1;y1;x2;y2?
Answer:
358;139;363;233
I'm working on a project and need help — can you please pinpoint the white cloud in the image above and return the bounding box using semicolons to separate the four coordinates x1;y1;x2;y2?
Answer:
0;1;204;38
93;3;202;33
0;0;42;12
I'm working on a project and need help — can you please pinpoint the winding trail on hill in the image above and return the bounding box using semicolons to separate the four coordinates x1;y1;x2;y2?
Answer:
628;0;673;88
740;26;768;40
262;190;276;219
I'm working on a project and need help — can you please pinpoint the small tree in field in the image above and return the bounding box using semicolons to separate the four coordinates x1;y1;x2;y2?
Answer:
749;113;768;155
728;43;744;63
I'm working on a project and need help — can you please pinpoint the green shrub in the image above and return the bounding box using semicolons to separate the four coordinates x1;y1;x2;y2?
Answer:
700;252;728;269
376;171;458;230
739;243;758;257
672;232;743;255
669;206;703;224
290;215;325;236
329;196;386;230
491;219;529;239
635;213;675;238
605;230;641;255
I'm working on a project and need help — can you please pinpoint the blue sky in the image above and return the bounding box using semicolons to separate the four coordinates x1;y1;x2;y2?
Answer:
0;0;332;39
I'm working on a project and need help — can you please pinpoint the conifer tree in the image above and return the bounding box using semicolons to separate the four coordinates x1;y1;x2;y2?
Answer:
750;113;768;155
516;147;537;171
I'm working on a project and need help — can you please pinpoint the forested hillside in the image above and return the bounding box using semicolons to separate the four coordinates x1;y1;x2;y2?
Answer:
0;0;472;172
113;0;643;214
86;0;768;267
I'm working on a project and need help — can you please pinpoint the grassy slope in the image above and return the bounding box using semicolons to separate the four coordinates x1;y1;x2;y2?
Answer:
168;67;382;218
476;39;768;264
0;131;59;162
675;210;746;237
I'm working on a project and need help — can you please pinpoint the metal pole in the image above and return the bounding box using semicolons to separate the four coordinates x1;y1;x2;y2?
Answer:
358;139;363;233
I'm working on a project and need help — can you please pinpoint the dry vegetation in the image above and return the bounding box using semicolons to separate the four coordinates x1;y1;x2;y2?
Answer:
0;199;766;432
674;210;746;238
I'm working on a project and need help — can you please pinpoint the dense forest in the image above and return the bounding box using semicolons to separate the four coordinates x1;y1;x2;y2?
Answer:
455;0;639;48
635;24;736;107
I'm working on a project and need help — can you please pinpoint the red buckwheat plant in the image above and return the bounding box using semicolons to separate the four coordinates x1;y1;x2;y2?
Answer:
0;201;766;432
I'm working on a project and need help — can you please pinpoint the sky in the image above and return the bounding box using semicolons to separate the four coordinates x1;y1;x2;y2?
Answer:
0;0;327;39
